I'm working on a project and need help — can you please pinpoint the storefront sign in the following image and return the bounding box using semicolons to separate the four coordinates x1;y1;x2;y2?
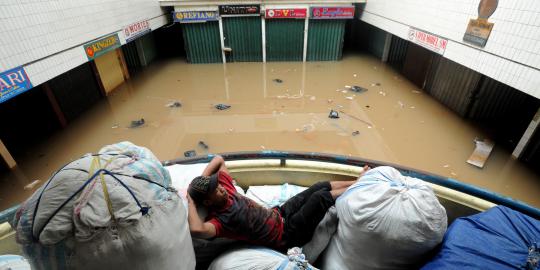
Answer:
173;11;219;23
310;7;355;19
265;8;307;19
463;0;498;47
124;20;151;43
0;66;33;104
84;33;121;60
408;27;448;55
219;5;260;16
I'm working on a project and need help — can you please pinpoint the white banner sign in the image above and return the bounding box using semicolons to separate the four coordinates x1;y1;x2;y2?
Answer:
124;20;151;43
408;27;448;55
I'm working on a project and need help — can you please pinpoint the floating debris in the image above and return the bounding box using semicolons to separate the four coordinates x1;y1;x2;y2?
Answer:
339;110;373;128
260;145;266;150
443;164;450;168
345;96;354;100
410;106;416;109
398;101;404;108
353;74;358;77
341;90;348;94
450;172;457;177
111;124;119;129
327;99;333;104
371;82;381;86
166;101;182;108
365;105;370;108
184;150;196;157
352;131;360;136
378;91;387;96
228;128;235;133
215;104;231;110
349;86;367;93
336;105;344;109
198;141;209;149
467;138;495;168
24;180;41;190
129;118;145;128
309;96;316;101
412;90;422;94
328;110;340;119
273;78;283;83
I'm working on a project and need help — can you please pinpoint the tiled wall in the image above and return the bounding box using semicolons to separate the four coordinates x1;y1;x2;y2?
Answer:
0;0;168;87
361;0;540;99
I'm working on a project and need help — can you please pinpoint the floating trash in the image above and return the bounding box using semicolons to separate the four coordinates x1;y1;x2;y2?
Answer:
166;101;182;108
309;96;316;101
129;118;145;128
353;74;357;77
365;105;370;108
349;86;367;93
24;180;41;190
443;164;450;168
111;124;119;129
273;78;283;83
412;90;422;94
198;141;209;149
410;106;416;109
352;131;360;136
260;145;266;150
398;101;404;108
184;150;196;157
345;96;354;100
215;104;231;110
328;110;340;119
327;99;333;104
379;91;387;96
228;128;235;133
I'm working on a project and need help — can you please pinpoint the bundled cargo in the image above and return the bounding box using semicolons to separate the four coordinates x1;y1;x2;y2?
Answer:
321;166;447;270
208;247;317;270
14;142;195;270
422;206;540;270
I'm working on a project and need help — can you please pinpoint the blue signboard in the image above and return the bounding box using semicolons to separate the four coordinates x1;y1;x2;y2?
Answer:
173;11;219;23
0;66;33;103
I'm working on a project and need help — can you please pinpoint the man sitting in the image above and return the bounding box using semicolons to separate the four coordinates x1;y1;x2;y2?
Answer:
186;155;370;249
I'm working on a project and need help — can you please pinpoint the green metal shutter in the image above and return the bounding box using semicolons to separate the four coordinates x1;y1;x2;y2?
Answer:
122;41;142;74
266;19;304;62
307;20;346;61
139;33;157;66
223;17;262;62
182;22;222;64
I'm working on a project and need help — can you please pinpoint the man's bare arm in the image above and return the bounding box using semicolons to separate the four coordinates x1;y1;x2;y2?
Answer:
202;155;229;176
187;195;216;239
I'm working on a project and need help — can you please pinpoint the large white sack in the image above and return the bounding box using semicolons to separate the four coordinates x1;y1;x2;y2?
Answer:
14;142;195;270
302;206;338;263
246;184;307;208
322;166;447;270
208;247;318;270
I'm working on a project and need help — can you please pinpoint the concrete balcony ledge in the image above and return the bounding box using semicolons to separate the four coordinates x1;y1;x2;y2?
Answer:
160;0;366;7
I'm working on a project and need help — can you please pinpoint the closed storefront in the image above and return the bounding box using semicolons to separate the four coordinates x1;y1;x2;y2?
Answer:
264;8;307;62
220;5;262;62
307;7;353;61
175;10;222;64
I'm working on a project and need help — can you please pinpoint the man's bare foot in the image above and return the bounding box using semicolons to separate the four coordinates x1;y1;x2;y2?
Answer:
358;165;371;179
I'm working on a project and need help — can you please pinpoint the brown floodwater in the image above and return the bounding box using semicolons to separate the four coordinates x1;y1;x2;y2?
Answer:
1;53;539;211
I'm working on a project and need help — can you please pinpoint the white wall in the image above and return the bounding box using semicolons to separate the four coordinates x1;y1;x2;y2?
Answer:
0;0;169;87
361;0;540;99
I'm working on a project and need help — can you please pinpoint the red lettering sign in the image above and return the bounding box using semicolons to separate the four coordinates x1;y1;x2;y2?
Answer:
310;7;355;19
408;27;448;55
265;8;307;19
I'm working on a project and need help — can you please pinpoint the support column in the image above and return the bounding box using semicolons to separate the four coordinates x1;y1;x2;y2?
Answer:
116;48;130;81
512;107;540;158
381;33;392;62
302;17;309;62
261;17;266;63
218;18;226;64
43;83;67;128
0;139;16;169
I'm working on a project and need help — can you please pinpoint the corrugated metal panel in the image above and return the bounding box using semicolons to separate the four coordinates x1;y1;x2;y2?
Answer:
223;17;262;62
266;19;304;61
182;22;222;64
49;63;102;121
468;77;540;147
387;35;408;69
121;41;142;74
424;57;482;117
365;23;387;59
307;19;346;61
139;33;157;66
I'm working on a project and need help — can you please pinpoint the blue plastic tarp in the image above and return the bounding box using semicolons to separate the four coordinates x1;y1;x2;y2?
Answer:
422;206;540;270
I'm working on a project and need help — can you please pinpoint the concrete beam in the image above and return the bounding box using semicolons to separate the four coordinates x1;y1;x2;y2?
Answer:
0;139;16;169
512;106;540;158
161;0;366;7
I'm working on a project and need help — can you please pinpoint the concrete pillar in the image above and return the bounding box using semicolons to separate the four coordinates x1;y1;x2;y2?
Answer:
381;33;392;62
512;106;540;158
0;139;16;169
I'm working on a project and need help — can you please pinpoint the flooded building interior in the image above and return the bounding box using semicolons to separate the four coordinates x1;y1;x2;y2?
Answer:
1;0;540;268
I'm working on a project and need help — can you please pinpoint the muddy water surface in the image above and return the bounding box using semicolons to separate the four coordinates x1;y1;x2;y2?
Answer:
1;53;539;210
